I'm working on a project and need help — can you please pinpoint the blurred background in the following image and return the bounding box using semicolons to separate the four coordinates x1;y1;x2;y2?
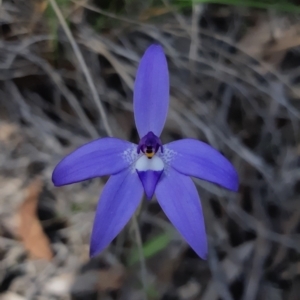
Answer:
1;0;300;299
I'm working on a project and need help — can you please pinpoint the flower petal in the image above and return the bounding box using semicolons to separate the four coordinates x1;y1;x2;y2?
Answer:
155;169;207;259
90;169;144;257
163;139;239;191
52;138;138;186
137;170;163;200
134;44;169;137
135;155;164;199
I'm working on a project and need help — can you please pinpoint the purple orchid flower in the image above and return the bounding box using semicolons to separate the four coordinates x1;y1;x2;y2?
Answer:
52;44;238;259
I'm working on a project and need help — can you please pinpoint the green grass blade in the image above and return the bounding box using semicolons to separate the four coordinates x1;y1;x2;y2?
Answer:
175;0;300;13
128;232;172;266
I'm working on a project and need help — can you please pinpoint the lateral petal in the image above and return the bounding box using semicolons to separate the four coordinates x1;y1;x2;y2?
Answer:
52;138;138;186
163;139;239;191
134;44;169;137
155;168;207;259
90;169;143;257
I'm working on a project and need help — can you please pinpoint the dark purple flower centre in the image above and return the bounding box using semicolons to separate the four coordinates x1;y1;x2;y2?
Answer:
137;131;163;159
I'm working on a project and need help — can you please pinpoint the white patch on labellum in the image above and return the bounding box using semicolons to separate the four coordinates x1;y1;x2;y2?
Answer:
135;155;164;172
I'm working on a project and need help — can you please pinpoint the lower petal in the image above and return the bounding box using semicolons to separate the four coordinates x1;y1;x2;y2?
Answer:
155;168;207;259
90;168;143;257
137;170;163;200
136;155;164;199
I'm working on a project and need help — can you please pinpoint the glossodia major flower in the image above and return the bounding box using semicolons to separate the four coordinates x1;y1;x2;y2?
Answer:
52;44;239;259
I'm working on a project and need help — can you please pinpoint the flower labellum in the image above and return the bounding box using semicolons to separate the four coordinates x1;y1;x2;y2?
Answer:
52;44;239;259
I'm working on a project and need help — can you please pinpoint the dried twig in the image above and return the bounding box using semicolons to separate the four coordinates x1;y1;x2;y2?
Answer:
48;0;112;136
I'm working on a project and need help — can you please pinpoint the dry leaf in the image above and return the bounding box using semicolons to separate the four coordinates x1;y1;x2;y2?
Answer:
0;122;20;144
71;264;125;296
139;7;171;21
238;17;272;58
0;292;26;300
34;0;48;14
17;178;53;260
97;265;125;291
45;273;75;296
238;16;296;68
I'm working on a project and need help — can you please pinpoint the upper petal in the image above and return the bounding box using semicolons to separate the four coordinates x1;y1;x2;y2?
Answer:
52;137;138;186
155;169;207;259
163;139;239;191
90;169;143;257
134;44;169;138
